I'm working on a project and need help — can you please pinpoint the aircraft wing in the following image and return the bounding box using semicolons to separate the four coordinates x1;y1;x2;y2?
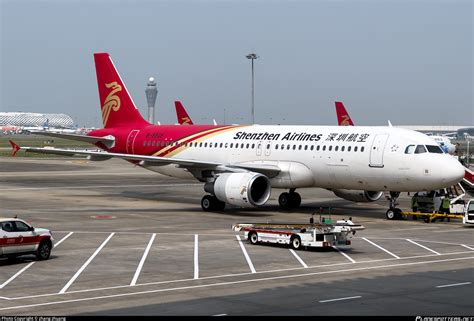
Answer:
9;141;281;176
28;130;115;148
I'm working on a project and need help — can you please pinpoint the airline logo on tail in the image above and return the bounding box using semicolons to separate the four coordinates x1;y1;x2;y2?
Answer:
181;117;192;125
335;102;354;126
101;82;122;127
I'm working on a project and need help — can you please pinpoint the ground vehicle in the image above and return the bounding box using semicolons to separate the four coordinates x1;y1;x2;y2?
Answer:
0;218;54;260
463;199;474;225
232;219;365;250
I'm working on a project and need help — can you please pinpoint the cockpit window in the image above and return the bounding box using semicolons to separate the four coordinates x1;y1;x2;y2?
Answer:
405;145;415;154
426;145;444;154
414;145;427;154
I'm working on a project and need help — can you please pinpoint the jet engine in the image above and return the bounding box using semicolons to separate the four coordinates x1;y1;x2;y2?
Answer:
205;172;271;207
332;189;384;202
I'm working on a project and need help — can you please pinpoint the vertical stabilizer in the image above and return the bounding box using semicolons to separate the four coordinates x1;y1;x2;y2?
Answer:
94;53;149;128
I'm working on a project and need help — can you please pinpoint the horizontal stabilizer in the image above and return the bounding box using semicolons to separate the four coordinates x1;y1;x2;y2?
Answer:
29;131;115;148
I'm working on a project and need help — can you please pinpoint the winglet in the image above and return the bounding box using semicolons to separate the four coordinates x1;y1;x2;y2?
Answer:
388;120;393;127
9;140;21;157
213;119;217;126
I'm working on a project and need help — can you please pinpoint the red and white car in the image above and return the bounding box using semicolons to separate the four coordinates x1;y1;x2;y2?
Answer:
0;218;54;260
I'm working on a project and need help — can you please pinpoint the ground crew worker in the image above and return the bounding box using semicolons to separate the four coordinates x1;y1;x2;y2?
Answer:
440;197;450;214
411;194;419;212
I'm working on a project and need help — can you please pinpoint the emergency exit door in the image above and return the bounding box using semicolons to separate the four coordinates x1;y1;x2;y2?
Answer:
369;134;389;167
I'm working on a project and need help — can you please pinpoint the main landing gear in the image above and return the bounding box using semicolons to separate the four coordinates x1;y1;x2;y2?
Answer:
278;188;301;210
385;191;402;220
201;195;226;211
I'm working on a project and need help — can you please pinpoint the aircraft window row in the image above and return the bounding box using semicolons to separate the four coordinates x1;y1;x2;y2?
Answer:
405;144;444;154
142;140;366;152
274;144;364;152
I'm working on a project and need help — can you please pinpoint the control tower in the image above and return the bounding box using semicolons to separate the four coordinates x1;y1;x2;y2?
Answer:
145;77;158;124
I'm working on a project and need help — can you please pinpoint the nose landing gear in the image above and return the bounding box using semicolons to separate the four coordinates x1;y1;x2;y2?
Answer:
386;191;402;220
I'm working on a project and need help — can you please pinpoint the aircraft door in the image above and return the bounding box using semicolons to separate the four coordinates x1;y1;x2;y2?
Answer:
126;130;140;154
369;134;389;167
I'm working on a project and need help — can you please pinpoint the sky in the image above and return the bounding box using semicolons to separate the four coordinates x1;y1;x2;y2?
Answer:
1;0;472;127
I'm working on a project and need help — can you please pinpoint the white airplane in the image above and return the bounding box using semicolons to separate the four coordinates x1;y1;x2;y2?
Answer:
10;53;466;215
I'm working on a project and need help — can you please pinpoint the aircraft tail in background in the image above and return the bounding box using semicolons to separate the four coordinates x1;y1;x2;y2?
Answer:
335;101;354;126
174;101;194;125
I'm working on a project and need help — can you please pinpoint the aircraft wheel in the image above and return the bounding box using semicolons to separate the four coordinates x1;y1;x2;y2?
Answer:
386;209;397;220
278;192;291;209
290;192;302;208
201;195;216;211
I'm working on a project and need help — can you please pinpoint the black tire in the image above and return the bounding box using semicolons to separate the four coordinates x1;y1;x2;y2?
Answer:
278;192;291;209
290;192;302;208
423;215;430;223
201;195;215;212
386;209;396;220
291;236;302;250
394;208;403;220
6;254;18;261
36;240;52;260
248;231;259;245
215;199;226;211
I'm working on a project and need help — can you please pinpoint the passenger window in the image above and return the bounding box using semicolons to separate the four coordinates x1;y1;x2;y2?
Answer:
241;143;244;148
143;141;147;146
275;144;279;150
152;141;155;146
304;145;308;150
322;146;326;151
348;146;351;152
251;144;255;149
335;146;338;151
199;142;202;147
287;145;290;150
220;143;223;148
405;145;415;154
415;145;427;154
317;145;320;151
329;146;332;151
298;145;302;150
293;145;296;150
246;143;249;149
361;146;364;152
204;142;208;147
267;144;270;149
230;143;233;148
310;146;314;151
147;141;151;146
341;146;345;152
354;146;358;152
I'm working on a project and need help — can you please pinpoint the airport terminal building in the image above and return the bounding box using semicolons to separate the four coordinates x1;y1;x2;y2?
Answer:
0;112;74;128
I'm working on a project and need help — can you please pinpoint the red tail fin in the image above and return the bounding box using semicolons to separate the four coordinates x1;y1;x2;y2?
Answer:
9;140;21;157
94;53;149;128
174;101;194;125
335;101;354;126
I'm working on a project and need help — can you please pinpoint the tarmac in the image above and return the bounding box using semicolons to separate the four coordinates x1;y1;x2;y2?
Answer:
0;157;473;316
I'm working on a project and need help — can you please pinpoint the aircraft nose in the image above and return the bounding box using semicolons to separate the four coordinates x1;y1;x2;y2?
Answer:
441;157;466;185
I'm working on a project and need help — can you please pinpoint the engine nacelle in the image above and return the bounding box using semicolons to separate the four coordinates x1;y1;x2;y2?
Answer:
332;189;384;203
205;172;271;208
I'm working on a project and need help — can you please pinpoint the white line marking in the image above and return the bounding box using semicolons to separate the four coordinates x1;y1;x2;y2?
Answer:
0;256;474;311
194;234;199;279
406;239;441;255
0;262;35;289
289;249;308;268
212;314;227;316
59;232;115;294
333;246;356;263
54;232;74;248
319;295;362;303
436;282;471;288
462;244;474;251
0;297;10;300
5;251;474;302
0;183;200;192
130;233;156;286
362;237;400;259
236;235;256;273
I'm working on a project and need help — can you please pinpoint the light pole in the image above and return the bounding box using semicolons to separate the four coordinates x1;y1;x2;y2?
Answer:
246;53;259;124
